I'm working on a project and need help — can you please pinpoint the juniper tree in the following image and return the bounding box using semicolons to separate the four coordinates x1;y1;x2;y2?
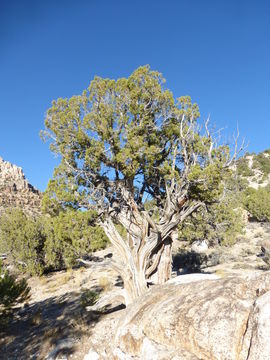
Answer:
0;209;46;275
43;209;108;269
0;208;107;274
42;66;241;304
0;261;30;315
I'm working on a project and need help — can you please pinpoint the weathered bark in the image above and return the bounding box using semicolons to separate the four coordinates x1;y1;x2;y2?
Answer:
101;219;149;305
121;267;148;305
156;236;173;284
102;202;202;304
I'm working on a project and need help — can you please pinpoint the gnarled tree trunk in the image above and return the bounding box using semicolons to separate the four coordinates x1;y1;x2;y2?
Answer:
102;218;179;304
156;237;173;284
101;199;202;305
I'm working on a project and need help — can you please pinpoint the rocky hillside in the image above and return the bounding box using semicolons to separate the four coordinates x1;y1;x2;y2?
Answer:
0;156;41;216
236;149;270;189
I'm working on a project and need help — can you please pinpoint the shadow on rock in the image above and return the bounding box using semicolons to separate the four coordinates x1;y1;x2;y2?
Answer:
173;249;220;274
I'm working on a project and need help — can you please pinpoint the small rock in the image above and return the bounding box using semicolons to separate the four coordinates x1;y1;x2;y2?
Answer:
83;349;100;360
191;240;208;253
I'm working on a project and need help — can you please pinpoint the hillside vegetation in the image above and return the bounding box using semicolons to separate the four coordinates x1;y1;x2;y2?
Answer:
1;150;270;276
1;150;270;359
0;209;108;275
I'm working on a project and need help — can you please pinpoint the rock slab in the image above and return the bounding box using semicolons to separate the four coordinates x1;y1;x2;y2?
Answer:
113;272;270;360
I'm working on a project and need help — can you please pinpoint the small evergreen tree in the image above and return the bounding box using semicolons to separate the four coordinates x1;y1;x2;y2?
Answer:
44;210;108;269
0;261;30;315
0;209;46;275
179;199;244;246
243;187;270;222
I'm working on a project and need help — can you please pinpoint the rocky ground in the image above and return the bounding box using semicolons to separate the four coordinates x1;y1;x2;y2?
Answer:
0;221;270;360
173;221;270;276
0;248;123;360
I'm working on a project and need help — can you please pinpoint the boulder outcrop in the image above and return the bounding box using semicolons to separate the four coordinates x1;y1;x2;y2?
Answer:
0;156;41;216
113;272;270;360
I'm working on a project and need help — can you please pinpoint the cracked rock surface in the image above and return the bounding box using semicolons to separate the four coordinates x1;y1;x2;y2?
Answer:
113;272;270;360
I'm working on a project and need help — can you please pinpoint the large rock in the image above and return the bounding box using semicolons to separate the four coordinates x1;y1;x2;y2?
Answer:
113;272;270;360
246;290;270;360
0;156;41;216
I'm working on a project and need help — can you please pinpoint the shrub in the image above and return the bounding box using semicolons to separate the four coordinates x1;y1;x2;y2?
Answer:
80;289;99;308
0;208;108;275
236;157;254;177
0;261;30;314
0;209;46;275
243;187;270;222
252;153;270;179
263;149;270;156
44;210;108;270
179;199;244;246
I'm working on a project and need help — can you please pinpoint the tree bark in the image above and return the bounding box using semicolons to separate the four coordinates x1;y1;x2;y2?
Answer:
101;204;200;304
101;219;149;305
157;237;172;284
121;266;148;305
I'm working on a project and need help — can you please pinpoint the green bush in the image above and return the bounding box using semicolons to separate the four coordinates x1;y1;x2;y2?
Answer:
0;209;46;275
0;261;30;314
263;149;270;156
236;157;254;177
179;199;244;246
243;187;270;222
252;153;270;179
44;210;108;270
80;289;99;308
0;208;108;275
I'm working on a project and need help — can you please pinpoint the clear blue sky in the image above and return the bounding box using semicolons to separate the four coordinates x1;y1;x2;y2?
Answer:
0;0;269;191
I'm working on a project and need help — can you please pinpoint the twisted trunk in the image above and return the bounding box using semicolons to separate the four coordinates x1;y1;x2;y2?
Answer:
157;236;173;284
102;218;177;304
101;201;202;305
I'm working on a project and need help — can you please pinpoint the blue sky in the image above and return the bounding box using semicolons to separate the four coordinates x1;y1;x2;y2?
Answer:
0;0;269;191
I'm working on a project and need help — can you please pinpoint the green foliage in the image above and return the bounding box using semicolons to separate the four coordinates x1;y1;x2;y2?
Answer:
0;261;30;314
179;198;245;246
0;208;108;275
41;163;87;215
80;289;99;308
236;157;254;177
263;149;270;156
41;65;230;214
243;187;270;222
188;163;225;204
44;210;108;269
237;151;270;181
252;153;270;179
224;170;249;194
0;209;46;275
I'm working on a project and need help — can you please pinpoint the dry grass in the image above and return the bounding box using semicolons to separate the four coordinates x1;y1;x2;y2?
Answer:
39;276;48;286
98;276;112;292
43;326;62;340
30;309;43;326
214;269;228;278
254;228;264;238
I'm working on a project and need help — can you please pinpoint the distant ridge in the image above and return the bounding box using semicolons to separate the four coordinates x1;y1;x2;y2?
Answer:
0;156;41;216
